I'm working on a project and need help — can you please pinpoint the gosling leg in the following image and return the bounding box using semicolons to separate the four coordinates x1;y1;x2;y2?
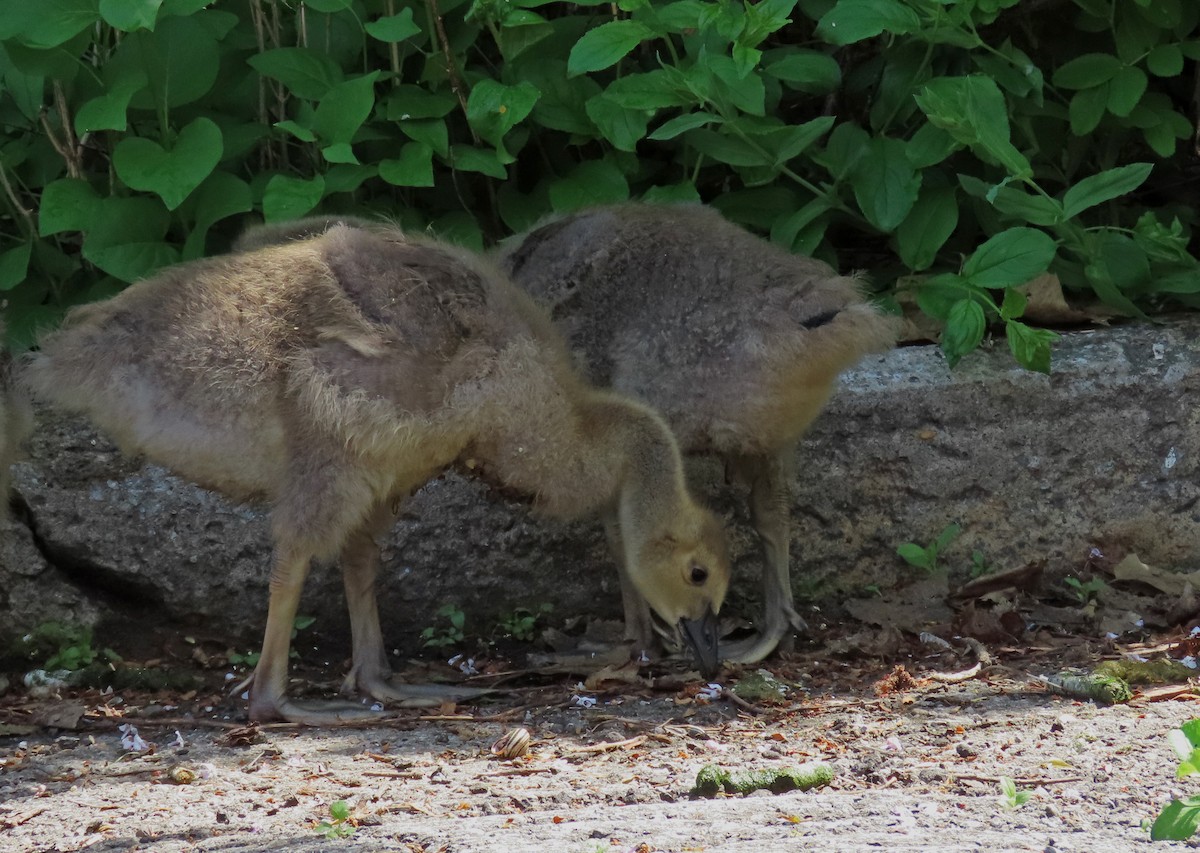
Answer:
248;545;383;724
721;450;806;663
339;505;491;706
606;514;671;660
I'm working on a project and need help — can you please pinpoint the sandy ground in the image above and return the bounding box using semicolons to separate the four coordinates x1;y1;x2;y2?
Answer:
3;614;1199;853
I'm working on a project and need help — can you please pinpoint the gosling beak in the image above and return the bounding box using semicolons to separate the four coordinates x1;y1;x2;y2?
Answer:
679;608;720;679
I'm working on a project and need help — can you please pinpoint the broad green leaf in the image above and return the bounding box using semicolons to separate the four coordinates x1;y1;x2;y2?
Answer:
100;0;161;32
1006;321;1055;373
763;50;840;93
549;160;629;212
0;243;33;291
247;48;344;100
850;136;920;232
916;273;968;321
312;72;379;146
962;228;1057;288
398;119;449;157
181;170;252;259
11;0;99;48
320;143;359;165
1062;163;1153;219
1106;66;1146;116
75;72;146;133
914;76;1031;179
39;178;102;235
81;196;174;282
815;0;920;44
567;21;653;76
365;9;421;42
1151;798;1200;841
750;116;835;164
1083;237;1148;317
1052;53;1122;89
942;299;987;367
323;164;377;195
896;185;958;271
603;71;690;110
262;174;326;222
379;142;435;187
467;79;541;154
1000;286;1027;321
384;86;456;120
108;14;218;109
707;54;766;116
685;129;768;168
1068;84;1109;135
1147;44;1184;77
276;120;317;143
642;182;701;204
896;542;932;570
585;96;649;151
649;112;722;140
771;198;830;251
1096;232;1151;295
113;117;223;210
816;121;870;179
449;145;507;179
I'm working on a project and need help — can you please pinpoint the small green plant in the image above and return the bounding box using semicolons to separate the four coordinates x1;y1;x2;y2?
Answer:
1064;576;1108;606
420;604;466;649
999;776;1031;810
1151;719;1200;840
315;800;356;839
896;523;961;574
228;615;315;667
494;603;553;643
968;550;992;579
21;622;118;672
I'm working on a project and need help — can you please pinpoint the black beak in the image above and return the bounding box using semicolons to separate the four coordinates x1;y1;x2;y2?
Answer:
679;609;720;679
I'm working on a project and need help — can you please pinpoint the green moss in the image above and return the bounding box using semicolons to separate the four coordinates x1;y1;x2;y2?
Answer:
1095;658;1195;685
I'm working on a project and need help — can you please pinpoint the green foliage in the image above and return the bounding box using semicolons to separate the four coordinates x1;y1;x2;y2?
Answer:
15;621;118;672
494;603;553;643
1063;576;1107;605
315;800;356;839
999;776;1031;810
896;523;961;574
421;603;466;649
0;0;1198;370
228;615;314;667
1152;720;1200;840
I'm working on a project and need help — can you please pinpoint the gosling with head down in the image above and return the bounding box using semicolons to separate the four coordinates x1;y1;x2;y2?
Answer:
497;203;898;664
18;222;730;725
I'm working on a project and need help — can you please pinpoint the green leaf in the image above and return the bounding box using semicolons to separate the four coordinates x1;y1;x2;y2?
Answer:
108;14;218;109
642;182;701;204
816;121;870;180
685;129;768;168
82;196;176;283
248;48;344;100
365;9;421;42
1061;163;1153;219
380;142;435;187
942;299;986;367
262;174;326;223
181;170;252;259
649;111;722;140
398;119;449;157
384;86;456;120
707;54;766;116
75;72;145;133
1000;287;1027;321
1068;85;1109;135
275;120;317;143
603;71;690;110
100;0;161;31
962;228;1057;288
39;178;102;235
914;76;1031;179
815;0;920;44
850;136;920;233
1147;43;1184;77
896;542;932;570
763;50;840;93
585;96;649;151
1106;66;1146;117
1083;237;1148;317
11;0;99;48
330;801;350;822
980;183;1064;227
750;116;835;165
0;243;33;291
467;79;541;154
1152;798;1200;841
567;21;653;76
771;198;830;252
896;185;958;271
312;72;379;146
549;160;629;212
113;117;223;210
449;145;507;179
1052;53;1122;89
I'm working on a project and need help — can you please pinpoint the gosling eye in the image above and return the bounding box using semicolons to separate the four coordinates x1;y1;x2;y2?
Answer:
689;562;709;586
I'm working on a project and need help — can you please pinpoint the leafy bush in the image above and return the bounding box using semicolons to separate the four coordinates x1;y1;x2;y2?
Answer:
0;0;1197;369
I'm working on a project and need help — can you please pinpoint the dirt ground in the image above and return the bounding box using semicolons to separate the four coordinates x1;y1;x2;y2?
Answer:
4;601;1200;853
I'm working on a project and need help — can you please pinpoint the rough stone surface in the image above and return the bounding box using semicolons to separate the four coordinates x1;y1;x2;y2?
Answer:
3;317;1199;648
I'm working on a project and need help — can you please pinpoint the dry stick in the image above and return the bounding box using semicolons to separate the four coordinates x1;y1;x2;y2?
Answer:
482;766;557;777
943;773;1085;787
386;0;402;83
426;0;473;137
722;689;763;716
0;166;35;239
563;735;647;755
927;662;984;684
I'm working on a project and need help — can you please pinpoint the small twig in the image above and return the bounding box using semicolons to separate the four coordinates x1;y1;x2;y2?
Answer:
425;0;477;143
943;773;1084;787
563;735;647;754
927;662;983;683
362;770;425;779
722;690;763;716
0;807;47;829
481;767;558;777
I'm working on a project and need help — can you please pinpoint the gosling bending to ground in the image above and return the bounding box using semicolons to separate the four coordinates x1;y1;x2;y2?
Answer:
18;223;729;724
497;203;898;663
